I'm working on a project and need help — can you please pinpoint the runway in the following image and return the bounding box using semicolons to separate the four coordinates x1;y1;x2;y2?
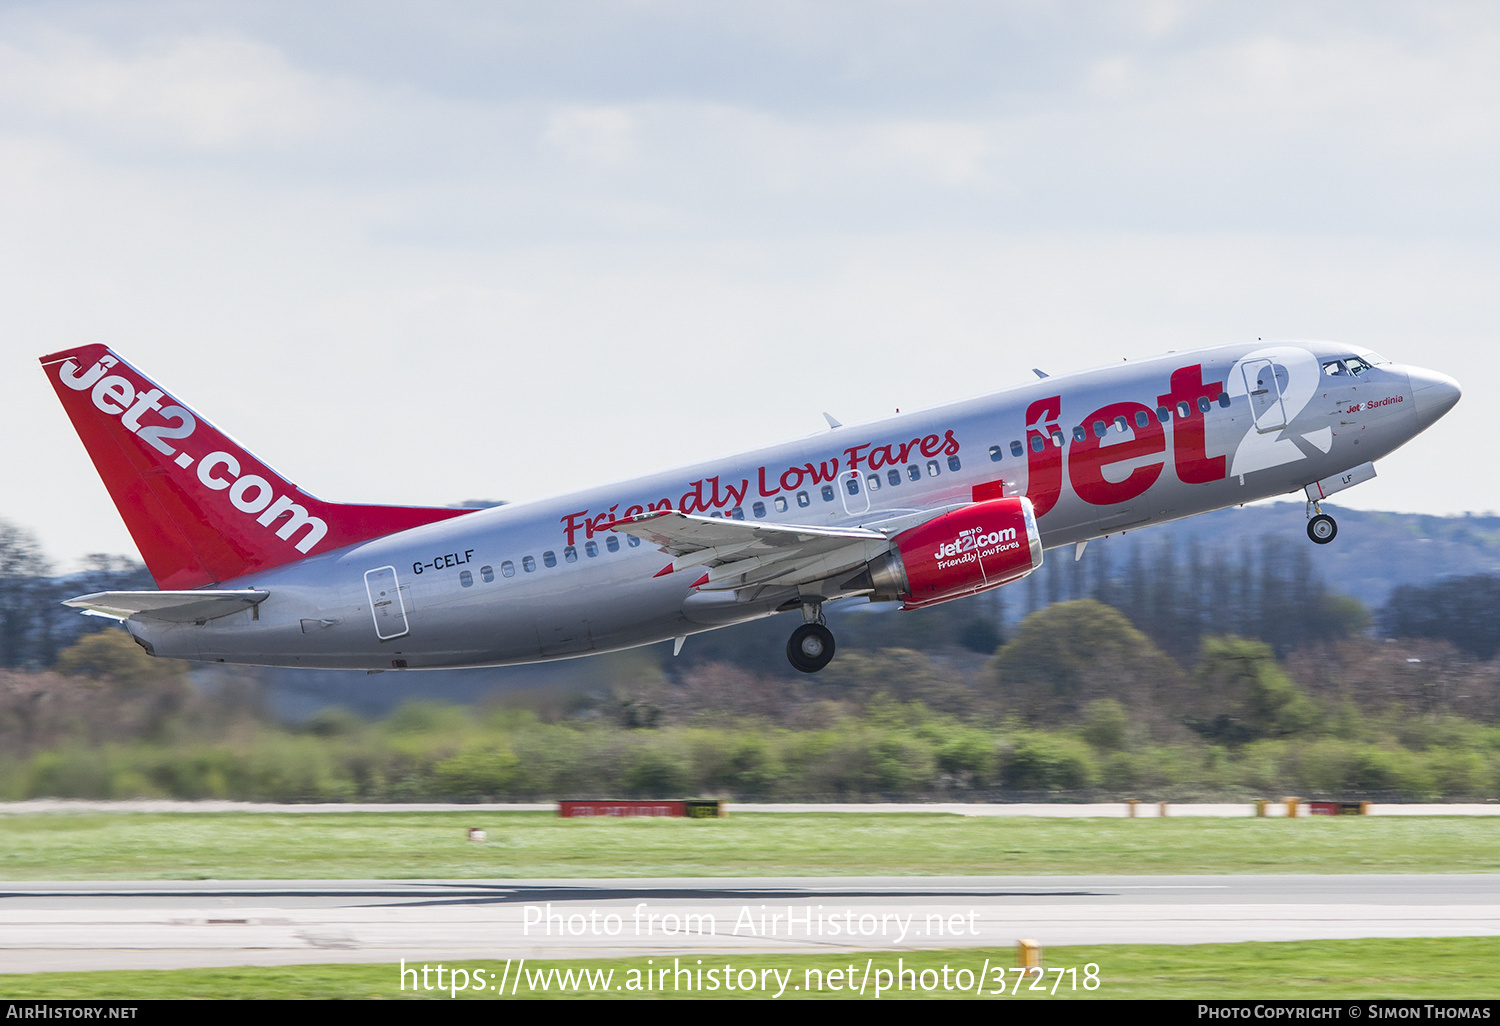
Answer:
7;800;1500;815
3;875;1498;973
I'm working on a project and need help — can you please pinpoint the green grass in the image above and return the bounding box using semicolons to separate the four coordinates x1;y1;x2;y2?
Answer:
1;812;1498;878
2;938;1497;998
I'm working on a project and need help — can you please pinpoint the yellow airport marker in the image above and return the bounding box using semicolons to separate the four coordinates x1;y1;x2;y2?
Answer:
1017;938;1042;970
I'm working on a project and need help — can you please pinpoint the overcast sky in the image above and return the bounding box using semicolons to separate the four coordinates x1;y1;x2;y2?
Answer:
4;1;1497;569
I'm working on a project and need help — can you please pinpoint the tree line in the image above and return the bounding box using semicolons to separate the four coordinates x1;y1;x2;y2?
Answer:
5;592;1500;802
1382;574;1500;661
8;510;1500;680
0;519;151;670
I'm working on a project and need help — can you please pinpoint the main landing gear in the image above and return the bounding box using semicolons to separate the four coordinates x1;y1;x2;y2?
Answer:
787;602;835;673
1306;501;1338;545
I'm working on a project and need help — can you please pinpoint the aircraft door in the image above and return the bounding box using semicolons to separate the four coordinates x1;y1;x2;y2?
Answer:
1243;359;1288;433
838;469;870;516
364;566;410;640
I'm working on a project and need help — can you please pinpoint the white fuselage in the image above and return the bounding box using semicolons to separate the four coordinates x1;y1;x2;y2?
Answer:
128;341;1458;670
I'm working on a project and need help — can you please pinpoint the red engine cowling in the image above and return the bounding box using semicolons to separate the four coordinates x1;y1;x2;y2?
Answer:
861;497;1043;610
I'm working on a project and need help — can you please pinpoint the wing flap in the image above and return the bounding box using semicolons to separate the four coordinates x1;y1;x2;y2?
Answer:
695;539;892;591
609;510;890;595
609;509;884;558
64;590;268;623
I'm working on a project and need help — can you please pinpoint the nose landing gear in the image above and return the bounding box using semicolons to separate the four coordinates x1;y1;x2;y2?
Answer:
1306;500;1338;545
787;602;836;673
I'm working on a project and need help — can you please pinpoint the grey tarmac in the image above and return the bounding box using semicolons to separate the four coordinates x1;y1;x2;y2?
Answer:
2;875;1498;973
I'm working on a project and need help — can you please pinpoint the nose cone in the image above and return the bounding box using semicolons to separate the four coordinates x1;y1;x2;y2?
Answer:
1407;367;1462;431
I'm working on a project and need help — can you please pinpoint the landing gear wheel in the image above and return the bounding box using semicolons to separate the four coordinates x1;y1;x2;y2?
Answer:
1307;513;1337;545
787;623;836;673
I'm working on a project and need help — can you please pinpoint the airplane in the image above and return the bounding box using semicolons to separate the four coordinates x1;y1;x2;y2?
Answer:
40;340;1460;674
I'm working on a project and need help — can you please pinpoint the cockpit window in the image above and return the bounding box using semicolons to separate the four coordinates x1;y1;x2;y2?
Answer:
1345;356;1373;376
1322;361;1345;376
1362;352;1391;365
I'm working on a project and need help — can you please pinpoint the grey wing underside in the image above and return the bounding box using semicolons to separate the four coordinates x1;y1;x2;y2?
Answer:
607;507;951;597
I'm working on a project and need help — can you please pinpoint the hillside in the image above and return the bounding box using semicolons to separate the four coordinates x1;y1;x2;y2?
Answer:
1124;502;1500;607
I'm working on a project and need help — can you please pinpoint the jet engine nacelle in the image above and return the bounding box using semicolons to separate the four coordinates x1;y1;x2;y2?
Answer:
862;497;1043;610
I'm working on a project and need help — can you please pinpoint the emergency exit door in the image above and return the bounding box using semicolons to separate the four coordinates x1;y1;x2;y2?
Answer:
838;469;870;516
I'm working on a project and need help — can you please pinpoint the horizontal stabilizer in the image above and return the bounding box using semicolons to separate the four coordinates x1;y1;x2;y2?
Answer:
64;589;268;623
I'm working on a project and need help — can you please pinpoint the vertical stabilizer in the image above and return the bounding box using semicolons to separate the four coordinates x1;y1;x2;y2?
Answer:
41;344;472;589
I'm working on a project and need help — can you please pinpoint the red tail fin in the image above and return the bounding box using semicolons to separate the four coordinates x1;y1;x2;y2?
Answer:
41;344;472;590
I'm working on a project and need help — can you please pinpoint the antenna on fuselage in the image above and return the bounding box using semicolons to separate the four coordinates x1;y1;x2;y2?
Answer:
822;412;843;429
1032;368;1049;379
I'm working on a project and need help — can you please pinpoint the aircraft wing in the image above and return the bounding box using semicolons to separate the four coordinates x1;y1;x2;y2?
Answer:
608;510;894;594
611;509;885;557
63;590;269;623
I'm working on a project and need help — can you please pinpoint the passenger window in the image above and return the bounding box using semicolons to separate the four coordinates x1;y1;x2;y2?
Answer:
753;501;766;518
1177;401;1191;418
564;545;577;562
730;507;744;519
888;468;901;486
1157;406;1171;423
1050;430;1065;447
585;541;598;558
989;445;1004;462
1135;410;1150;428
1217;392;1231;408
1197;396;1211;413
948;455;961;472
709;511;722;518
606;535;620;552
1073;426;1087;442
797;491;810;507
627;535;640;547
1010;440;1024;457
460;570;473;587
523;556;536;573
866;474;880;492
821;485;835;501
907;465;920;482
1093;420;1107;437
543;551;557;568
927;460;940;477
845;476;860;495
774;496;788;512
481;565;494;583
1030;436;1044;453
501;560;515;577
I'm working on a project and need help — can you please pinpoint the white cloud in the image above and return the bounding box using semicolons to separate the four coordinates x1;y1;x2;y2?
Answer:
3;2;1500;566
0;32;351;150
831;119;992;188
545;105;639;166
